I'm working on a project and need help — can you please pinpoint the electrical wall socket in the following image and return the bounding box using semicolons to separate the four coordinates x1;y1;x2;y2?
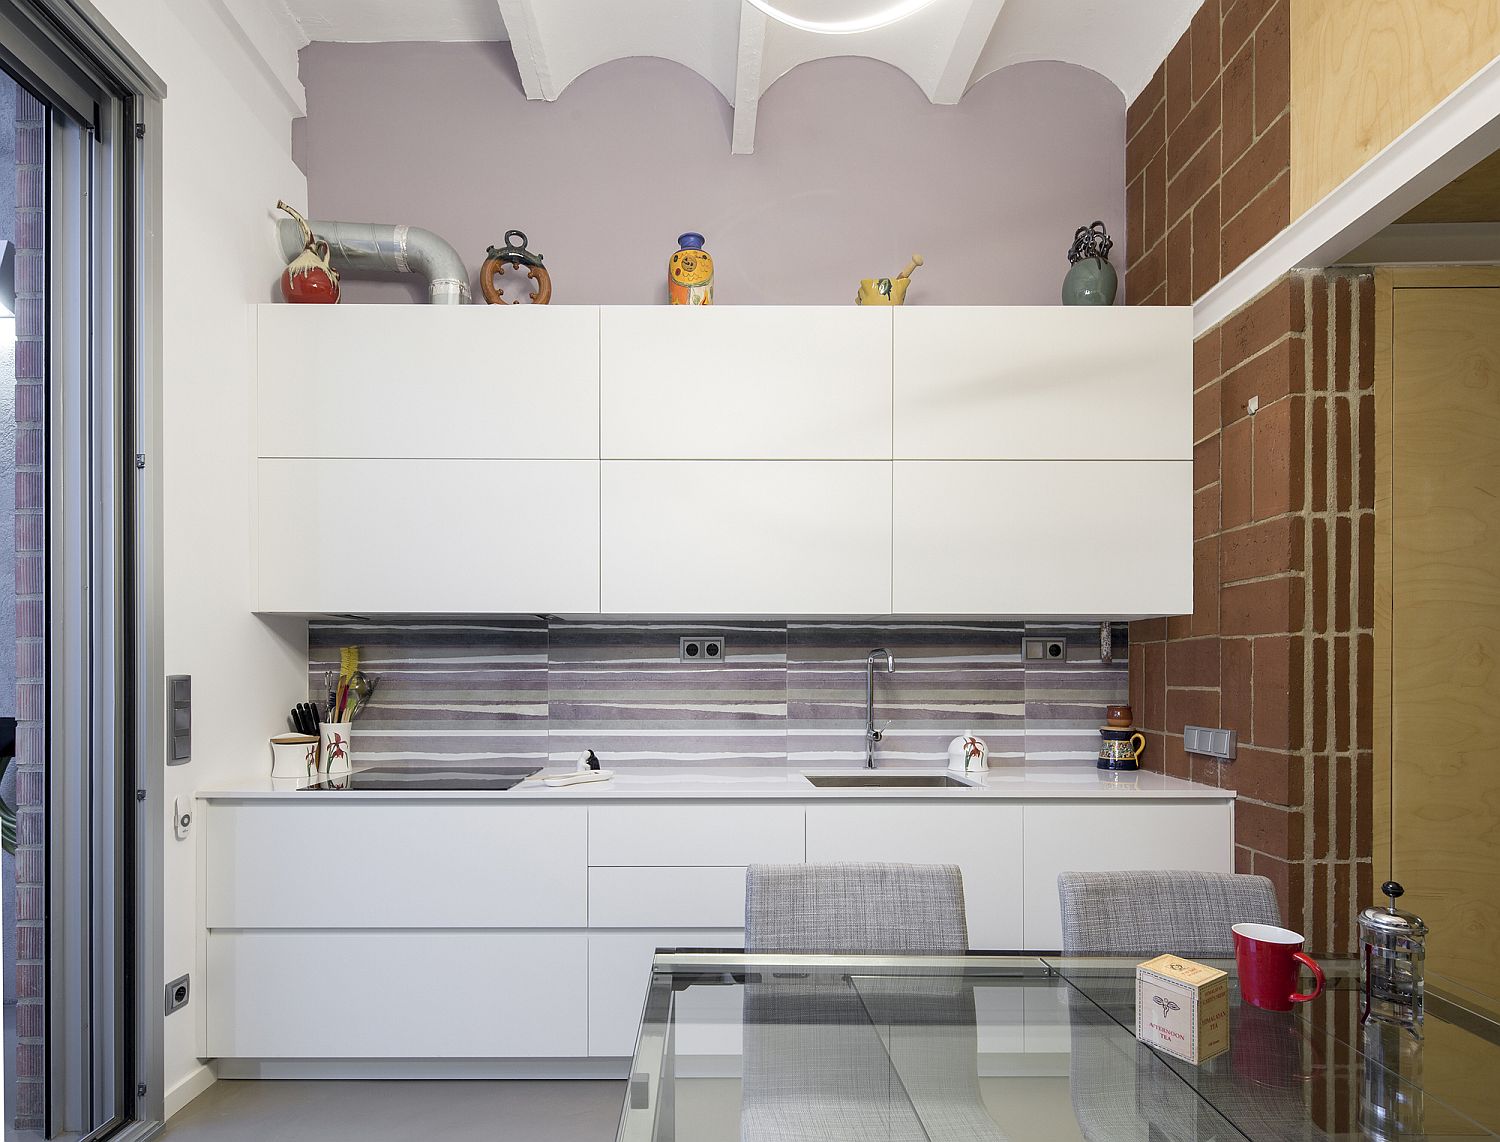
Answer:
679;636;724;663
1184;725;1237;760
1022;637;1068;662
165;973;190;1015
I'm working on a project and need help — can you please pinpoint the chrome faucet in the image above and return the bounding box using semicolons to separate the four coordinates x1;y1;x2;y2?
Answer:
865;649;896;769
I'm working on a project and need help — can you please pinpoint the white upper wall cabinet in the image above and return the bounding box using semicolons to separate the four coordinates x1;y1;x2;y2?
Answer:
601;307;893;459
893;307;1193;460
893;460;1192;616
257;458;601;613
602;461;892;614
256;305;600;459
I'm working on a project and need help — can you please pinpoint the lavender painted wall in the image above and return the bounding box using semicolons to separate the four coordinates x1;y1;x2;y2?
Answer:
297;44;1125;306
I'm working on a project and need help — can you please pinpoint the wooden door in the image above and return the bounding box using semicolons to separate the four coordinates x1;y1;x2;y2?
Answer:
1380;272;1500;1014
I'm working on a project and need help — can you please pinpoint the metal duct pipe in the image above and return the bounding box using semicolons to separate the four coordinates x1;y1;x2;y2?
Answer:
277;218;471;305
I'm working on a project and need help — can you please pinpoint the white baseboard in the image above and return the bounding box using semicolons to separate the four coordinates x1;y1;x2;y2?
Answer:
164;1061;217;1119
214;1058;631;1080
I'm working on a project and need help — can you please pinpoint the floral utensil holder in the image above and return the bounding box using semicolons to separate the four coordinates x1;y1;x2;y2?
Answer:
319;722;354;775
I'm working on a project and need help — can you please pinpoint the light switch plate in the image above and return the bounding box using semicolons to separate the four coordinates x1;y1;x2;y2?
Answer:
1184;725;1237;760
167;674;190;765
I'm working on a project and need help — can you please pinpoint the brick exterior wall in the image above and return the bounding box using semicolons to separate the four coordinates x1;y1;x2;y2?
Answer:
1129;270;1374;952
13;86;44;1130
1125;0;1291;306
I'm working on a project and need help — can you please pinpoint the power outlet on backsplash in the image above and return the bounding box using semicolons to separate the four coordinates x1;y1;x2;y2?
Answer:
679;636;724;663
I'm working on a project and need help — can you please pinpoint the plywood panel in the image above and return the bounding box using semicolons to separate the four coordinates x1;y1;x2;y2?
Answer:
1389;284;1500;1012
1291;0;1500;217
1398;148;1500;224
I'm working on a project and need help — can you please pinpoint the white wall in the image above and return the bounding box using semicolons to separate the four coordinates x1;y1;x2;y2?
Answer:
83;0;308;1118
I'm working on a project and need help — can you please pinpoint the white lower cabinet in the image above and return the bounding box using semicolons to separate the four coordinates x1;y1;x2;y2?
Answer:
805;803;1025;949
587;930;743;1058
202;795;1233;1066
1020;801;1236;949
205;802;587;929
206;931;588;1058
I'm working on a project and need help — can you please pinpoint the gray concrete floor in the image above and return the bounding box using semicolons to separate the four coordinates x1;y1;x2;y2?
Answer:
160;1080;626;1142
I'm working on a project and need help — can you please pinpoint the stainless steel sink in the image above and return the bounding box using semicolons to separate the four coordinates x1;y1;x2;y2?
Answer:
803;774;974;789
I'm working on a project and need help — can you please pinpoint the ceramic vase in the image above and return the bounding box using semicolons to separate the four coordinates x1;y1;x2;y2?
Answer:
947;731;989;774
1062;256;1117;305
668;233;714;305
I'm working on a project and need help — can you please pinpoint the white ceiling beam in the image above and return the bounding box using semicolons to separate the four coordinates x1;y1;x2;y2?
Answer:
731;2;769;154
495;0;558;99
931;0;1007;105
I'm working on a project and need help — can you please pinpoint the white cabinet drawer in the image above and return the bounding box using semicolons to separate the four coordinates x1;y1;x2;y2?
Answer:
1021;801;1235;950
588;930;743;1057
893;306;1192;460
256;458;600;614
601;461;892;614
204;802;587;928
601;307;892;459
256;304;600;460
805;803;1024;949
892;460;1192;617
589;805;804;866
589;867;747;927
207;931;587;1058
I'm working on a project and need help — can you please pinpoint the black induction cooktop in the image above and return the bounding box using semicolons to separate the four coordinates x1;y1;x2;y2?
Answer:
299;764;542;791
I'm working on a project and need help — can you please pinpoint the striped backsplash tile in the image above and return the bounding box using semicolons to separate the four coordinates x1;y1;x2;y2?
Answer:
308;619;1128;769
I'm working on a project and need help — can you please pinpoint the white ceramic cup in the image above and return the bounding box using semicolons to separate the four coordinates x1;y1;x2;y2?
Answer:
318;722;354;775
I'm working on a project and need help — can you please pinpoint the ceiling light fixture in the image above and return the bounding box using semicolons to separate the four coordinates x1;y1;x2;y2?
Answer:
744;0;942;35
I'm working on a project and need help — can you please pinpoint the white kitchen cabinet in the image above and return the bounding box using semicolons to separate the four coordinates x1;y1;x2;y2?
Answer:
256;304;600;460
204;802;587;929
601;307;892;459
588;930;743;1057
601;461;891;614
588;867;747;927
206;931;588;1058
805;803;1025;949
1020;801;1235;949
892;460;1192;617
256;458;600;613
893;307;1193;460
589;804;804;866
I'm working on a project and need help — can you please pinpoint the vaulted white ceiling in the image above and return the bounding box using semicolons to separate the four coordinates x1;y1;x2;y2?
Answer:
273;0;1202;152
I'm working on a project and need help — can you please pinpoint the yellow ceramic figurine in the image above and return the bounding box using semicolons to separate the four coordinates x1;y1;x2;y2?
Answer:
857;254;923;305
668;232;714;305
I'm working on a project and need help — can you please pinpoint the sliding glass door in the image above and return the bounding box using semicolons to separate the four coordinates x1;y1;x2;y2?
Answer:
0;1;162;1138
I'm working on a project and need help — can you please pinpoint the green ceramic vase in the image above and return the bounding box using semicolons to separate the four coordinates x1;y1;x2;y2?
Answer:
1062;256;1118;305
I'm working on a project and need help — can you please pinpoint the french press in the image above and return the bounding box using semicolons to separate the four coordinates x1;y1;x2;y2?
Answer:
1359;880;1428;1034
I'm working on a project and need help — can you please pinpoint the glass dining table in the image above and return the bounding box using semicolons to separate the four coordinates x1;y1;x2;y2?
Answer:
616;952;1500;1141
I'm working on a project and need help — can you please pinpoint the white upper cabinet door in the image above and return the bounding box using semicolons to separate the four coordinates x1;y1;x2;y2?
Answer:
257;458;600;613
892;460;1192;617
601;307;893;459
893;307;1193;460
255;305;600;459
602;461;891;614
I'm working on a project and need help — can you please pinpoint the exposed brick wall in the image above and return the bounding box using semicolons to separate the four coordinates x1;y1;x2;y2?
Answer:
13;86;44;1130
1125;0;1291;306
1130;270;1374;952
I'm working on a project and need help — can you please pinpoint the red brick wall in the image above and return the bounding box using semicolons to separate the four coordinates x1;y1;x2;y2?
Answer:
1129;270;1374;951
13;86;44;1129
1125;0;1290;306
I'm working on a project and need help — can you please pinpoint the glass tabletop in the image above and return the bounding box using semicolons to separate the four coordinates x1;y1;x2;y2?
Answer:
617;953;1500;1142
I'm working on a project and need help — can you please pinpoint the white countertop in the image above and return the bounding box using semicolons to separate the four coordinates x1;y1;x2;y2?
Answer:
197;766;1235;801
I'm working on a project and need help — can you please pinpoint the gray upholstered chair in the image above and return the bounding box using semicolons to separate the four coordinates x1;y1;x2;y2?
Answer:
744;862;969;953
1057;870;1280;957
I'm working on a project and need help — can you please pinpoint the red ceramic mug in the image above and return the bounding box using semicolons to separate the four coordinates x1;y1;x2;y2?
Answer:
1232;923;1326;1011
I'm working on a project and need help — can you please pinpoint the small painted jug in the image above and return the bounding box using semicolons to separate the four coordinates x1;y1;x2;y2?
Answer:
277;200;340;304
668;233;714;305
